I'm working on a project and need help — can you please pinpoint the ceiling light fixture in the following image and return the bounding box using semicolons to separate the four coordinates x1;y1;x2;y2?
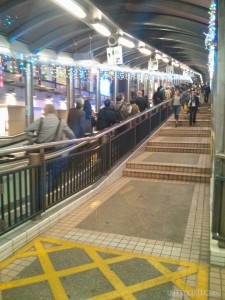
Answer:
138;47;151;55
162;57;169;63
118;37;135;48
92;21;111;37
50;0;87;19
155;53;162;60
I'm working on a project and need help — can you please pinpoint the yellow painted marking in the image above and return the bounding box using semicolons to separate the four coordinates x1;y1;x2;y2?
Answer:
35;240;68;300
0;237;209;300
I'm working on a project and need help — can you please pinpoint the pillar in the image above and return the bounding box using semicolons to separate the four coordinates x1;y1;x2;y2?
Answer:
126;73;130;103
25;62;34;126
96;69;100;112
214;0;225;247
66;66;75;109
113;71;118;103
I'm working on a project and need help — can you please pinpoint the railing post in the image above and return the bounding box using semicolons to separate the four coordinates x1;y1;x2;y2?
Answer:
0;196;6;233
29;153;45;220
101;134;112;171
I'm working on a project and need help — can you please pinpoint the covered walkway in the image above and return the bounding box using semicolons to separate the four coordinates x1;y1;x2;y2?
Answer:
1;102;224;299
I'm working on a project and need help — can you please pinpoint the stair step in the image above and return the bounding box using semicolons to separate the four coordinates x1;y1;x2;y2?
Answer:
123;168;210;183
159;128;211;137
167;120;211;127
179;114;211;120
126;162;211;174
147;141;210;148
146;146;210;154
198;108;211;112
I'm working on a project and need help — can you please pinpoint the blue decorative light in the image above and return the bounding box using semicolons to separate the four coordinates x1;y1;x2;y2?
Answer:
205;1;217;79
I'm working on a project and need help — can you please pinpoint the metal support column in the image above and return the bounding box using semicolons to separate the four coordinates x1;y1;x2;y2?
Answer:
126;73;130;103
67;66;75;109
213;0;225;247
25;61;34;126
113;71;118;103
96;69;100;112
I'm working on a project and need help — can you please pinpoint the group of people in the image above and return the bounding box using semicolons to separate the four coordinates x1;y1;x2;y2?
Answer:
96;91;149;130
152;85;173;105
171;83;210;127
26;90;149;144
26;83;210;144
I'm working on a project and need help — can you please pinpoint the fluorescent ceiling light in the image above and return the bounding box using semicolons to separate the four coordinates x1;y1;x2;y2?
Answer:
162;57;169;63
51;0;86;19
118;37;135;48
92;22;111;37
173;62;180;67
139;47;151;55
155;53;162;60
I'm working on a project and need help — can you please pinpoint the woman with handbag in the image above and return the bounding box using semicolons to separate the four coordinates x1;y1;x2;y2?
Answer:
172;88;182;127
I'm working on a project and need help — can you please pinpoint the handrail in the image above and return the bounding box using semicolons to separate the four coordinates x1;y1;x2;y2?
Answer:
0;100;172;157
0;132;26;140
215;152;225;159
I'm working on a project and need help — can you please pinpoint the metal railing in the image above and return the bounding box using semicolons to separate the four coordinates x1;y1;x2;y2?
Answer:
0;132;27;148
0;100;173;235
212;152;225;244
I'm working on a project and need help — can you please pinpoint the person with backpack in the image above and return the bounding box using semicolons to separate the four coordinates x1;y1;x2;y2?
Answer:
26;103;74;145
96;99;119;130
153;87;164;106
188;89;200;126
135;90;148;112
114;94;129;121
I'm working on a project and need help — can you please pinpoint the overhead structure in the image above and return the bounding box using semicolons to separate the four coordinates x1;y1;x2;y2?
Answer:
0;0;210;81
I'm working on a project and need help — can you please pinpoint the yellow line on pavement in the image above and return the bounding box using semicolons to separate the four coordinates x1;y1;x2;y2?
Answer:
85;247;136;300
0;236;209;300
35;240;68;300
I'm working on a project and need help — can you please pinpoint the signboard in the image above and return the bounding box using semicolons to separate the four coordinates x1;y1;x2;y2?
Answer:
148;59;158;71
166;65;174;74
107;46;123;65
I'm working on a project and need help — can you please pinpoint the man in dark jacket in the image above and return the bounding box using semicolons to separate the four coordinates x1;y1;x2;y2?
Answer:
96;99;119;130
135;90;148;112
188;89;200;126
153;87;164;106
204;83;211;103
67;98;86;138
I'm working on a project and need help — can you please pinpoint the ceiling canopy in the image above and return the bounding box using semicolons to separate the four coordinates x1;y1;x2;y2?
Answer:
0;0;211;81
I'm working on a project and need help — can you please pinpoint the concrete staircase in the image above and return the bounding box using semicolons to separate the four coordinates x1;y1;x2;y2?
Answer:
123;103;211;183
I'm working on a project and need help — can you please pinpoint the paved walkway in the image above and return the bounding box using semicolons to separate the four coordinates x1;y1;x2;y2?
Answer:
0;103;225;300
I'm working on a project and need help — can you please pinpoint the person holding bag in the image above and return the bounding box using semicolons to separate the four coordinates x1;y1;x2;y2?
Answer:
172;87;182;127
26;104;75;145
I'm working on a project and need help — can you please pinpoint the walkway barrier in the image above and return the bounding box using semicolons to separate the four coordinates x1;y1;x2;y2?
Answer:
0;100;173;235
212;152;225;247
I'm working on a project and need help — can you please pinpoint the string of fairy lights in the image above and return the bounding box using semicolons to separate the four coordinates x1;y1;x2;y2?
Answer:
0;44;192;87
0;1;218;85
205;0;217;80
0;54;191;87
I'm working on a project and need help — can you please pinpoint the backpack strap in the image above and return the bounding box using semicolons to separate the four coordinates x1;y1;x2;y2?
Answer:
116;104;123;111
52;118;61;141
37;117;44;136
